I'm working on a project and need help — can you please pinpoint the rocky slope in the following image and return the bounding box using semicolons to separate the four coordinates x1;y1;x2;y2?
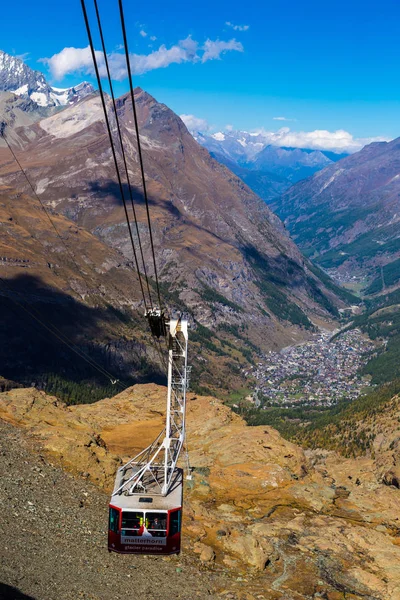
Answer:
0;92;50;144
273;138;400;291
0;88;347;349
0;50;94;107
2;384;400;599
0;183;164;392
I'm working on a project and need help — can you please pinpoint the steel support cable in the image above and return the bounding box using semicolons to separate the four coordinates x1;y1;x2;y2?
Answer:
0;275;128;390
80;0;149;312
118;0;163;312
92;0;154;311
154;336;168;373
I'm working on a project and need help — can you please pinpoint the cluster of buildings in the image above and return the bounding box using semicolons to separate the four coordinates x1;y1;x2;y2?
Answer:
246;330;376;408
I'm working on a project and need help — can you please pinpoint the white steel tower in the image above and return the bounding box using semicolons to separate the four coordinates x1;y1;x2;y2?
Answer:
112;316;190;498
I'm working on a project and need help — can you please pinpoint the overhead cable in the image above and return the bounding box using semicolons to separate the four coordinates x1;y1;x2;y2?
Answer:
80;0;149;312
118;0;163;312
93;0;154;310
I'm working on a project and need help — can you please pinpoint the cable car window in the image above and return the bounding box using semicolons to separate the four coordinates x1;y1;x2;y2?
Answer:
146;512;167;537
169;510;181;536
121;511;143;531
109;507;119;533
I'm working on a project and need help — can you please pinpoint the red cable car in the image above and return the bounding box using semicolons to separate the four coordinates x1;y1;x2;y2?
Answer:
108;317;189;556
108;467;183;555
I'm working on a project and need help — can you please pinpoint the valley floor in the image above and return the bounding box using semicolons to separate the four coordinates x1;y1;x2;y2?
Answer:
248;329;375;407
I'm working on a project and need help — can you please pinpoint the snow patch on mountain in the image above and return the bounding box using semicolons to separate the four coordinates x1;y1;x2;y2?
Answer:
30;92;48;107
13;84;28;96
195;128;347;184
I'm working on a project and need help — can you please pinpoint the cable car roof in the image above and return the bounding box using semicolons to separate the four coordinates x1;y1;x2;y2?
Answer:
111;467;183;512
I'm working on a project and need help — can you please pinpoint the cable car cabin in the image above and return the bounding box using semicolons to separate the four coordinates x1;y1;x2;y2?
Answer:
108;467;183;555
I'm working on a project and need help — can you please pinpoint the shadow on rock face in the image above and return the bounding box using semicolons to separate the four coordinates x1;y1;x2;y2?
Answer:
0;273;165;394
0;583;37;600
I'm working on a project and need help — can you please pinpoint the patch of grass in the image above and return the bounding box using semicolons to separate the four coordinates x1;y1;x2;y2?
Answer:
316;223;400;269
364;257;400;295
196;281;244;313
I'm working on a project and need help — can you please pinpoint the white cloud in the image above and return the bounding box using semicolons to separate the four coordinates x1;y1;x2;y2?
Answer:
226;21;250;31
225;124;233;131
273;116;296;122
42;35;243;81
40;46;102;80
150;35;157;41
180;114;210;132
202;39;243;62
139;30;147;37
16;51;30;61
251;127;389;153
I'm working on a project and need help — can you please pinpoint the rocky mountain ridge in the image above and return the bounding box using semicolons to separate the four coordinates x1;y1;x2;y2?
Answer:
0;49;94;107
272;137;400;291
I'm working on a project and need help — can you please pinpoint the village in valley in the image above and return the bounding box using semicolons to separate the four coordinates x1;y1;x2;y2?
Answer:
245;330;377;408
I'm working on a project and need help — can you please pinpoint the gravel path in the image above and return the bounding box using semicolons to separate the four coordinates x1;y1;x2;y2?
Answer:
0;421;227;600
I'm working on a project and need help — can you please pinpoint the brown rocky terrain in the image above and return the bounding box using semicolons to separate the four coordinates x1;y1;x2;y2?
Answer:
2;384;400;599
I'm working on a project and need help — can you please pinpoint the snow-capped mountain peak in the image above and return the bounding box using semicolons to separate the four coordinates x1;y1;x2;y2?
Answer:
0;50;95;108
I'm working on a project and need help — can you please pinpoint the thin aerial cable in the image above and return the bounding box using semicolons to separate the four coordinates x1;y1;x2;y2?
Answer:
154;336;168;373
1;131;88;280
0;275;128;390
1;126;147;336
92;0;154;310
118;0;163;311
82;0;168;374
80;0;149;312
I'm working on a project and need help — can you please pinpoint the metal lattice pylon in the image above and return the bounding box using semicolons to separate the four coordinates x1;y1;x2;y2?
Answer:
112;317;189;497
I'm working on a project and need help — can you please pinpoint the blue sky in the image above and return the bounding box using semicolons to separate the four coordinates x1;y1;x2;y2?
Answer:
2;0;400;150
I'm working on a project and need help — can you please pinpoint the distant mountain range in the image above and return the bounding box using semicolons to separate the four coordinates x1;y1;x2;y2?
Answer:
0;50;94;107
272;138;400;293
193;129;348;202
